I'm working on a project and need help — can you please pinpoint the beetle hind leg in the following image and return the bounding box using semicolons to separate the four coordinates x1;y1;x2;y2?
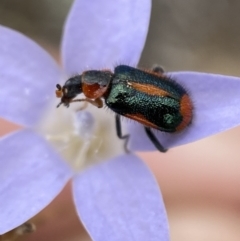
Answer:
115;115;167;153
152;65;165;74
144;127;168;153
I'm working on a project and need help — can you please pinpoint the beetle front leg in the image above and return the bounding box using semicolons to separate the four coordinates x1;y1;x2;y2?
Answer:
115;114;130;153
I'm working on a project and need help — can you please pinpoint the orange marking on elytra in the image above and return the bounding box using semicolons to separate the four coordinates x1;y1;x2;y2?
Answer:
176;94;193;131
129;82;174;98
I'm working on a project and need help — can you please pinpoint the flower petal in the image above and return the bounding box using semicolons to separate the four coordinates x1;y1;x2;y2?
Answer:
128;72;240;151
0;129;73;234
62;0;151;75
0;25;63;127
73;154;169;241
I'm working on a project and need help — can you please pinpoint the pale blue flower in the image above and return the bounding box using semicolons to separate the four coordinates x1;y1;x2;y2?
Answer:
1;1;240;241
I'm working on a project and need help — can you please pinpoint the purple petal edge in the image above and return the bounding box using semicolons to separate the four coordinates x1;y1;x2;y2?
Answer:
0;25;63;127
62;0;151;75
72;154;169;241
0;129;73;234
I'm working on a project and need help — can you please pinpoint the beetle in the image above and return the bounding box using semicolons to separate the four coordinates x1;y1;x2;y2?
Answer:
55;65;193;152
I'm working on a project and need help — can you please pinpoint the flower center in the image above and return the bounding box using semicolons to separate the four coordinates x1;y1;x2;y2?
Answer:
37;102;123;171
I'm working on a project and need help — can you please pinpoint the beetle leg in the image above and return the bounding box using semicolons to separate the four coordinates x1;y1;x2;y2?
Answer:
152;65;165;74
71;98;103;108
115;114;130;153
144;127;167;153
